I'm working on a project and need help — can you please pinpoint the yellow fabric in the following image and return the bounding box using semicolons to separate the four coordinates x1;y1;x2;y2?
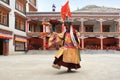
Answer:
53;32;80;64
63;47;80;64
55;47;65;58
57;32;64;39
48;32;63;47
15;38;27;42
48;32;56;47
56;36;63;46
48;32;80;64
55;47;80;64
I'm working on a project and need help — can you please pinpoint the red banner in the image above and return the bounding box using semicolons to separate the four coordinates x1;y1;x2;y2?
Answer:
61;1;72;20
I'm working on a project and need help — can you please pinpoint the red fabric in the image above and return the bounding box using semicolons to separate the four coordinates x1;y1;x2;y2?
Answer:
61;1;72;20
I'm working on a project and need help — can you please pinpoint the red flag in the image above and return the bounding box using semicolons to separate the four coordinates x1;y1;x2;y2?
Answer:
61;1;72;20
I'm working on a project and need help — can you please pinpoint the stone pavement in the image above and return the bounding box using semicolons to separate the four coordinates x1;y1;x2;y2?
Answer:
0;52;120;80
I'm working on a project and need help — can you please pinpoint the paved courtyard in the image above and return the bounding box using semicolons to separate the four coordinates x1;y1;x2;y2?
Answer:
0;52;120;80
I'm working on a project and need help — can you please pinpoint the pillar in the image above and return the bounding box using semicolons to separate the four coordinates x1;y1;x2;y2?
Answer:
115;19;120;49
97;18;105;32
119;37;120;48
25;21;29;51
100;36;103;50
100;39;103;50
81;37;85;49
100;21;103;32
118;21;120;32
26;20;29;33
3;39;9;56
43;24;46;50
114;19;120;32
80;18;85;33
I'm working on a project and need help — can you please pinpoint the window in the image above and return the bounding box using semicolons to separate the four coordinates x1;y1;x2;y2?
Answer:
1;0;9;4
29;24;33;32
29;24;34;32
3;13;8;25
85;25;93;32
103;25;110;32
40;25;43;32
15;17;25;31
15;41;25;51
0;10;9;26
16;1;26;13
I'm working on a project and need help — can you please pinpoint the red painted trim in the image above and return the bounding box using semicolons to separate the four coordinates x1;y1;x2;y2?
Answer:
26;21;28;32
0;35;12;39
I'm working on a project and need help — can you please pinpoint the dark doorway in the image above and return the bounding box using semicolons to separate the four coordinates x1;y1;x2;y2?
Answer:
0;39;3;55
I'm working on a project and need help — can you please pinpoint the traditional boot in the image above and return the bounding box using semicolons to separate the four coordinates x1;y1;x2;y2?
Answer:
52;64;61;69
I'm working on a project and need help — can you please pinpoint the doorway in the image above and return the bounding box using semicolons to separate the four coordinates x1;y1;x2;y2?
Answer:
0;39;3;55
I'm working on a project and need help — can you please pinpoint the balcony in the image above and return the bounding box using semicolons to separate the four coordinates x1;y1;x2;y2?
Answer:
80;32;120;38
27;32;50;38
15;0;27;14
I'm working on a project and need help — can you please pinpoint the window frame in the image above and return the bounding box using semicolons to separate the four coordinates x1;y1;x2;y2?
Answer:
15;17;26;32
0;10;9;26
15;41;25;51
15;0;26;14
1;0;9;5
103;25;110;32
85;25;94;32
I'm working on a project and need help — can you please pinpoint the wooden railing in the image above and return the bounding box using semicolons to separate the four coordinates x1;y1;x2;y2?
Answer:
80;32;120;37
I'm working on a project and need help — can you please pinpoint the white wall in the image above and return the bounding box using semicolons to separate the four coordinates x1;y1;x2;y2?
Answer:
9;0;15;54
9;0;27;54
26;0;29;12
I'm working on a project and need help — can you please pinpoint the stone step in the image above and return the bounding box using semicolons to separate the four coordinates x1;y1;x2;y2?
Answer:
26;50;57;54
26;50;120;54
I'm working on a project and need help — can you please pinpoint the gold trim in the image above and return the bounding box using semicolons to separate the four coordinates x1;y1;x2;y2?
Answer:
42;22;51;26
